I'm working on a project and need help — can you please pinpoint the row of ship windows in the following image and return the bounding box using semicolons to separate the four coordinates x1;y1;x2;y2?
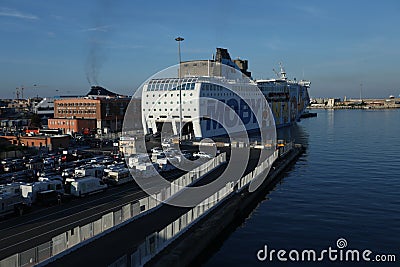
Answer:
145;92;258;98
200;92;236;97
146;82;196;91
144;93;259;106
201;84;225;91
143;108;196;112
146;93;193;98
146;83;229;93
145;92;247;98
146;92;253;99
202;84;259;93
145;101;193;105
145;83;256;93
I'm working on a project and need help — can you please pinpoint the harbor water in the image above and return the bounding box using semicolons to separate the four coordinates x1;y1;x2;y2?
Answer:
204;109;400;266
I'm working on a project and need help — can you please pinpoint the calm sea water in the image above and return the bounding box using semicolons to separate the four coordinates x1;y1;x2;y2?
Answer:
204;109;400;266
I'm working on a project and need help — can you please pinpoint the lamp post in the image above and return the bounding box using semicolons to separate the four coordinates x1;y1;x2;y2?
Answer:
175;37;184;142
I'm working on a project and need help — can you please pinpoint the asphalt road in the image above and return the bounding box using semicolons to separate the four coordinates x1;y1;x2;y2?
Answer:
47;163;230;267
0;169;188;260
48;149;264;267
0;148;264;266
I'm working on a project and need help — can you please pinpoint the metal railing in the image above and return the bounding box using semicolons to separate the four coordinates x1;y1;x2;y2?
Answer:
0;154;227;267
109;150;279;267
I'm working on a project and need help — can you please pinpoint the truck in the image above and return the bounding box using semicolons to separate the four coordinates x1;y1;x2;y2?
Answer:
69;177;107;197
20;180;64;205
0;183;26;216
36;190;62;206
104;163;126;177
75;165;105;178
128;154;151;168
134;163;159;178
0;192;25;217
104;168;133;185
156;158;176;172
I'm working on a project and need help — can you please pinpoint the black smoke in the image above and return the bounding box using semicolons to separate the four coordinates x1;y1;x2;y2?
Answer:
85;0;114;86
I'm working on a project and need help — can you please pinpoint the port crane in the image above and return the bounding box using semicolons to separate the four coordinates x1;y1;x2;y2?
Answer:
15;84;48;99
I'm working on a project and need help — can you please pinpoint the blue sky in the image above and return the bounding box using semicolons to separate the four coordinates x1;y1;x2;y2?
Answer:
0;0;399;99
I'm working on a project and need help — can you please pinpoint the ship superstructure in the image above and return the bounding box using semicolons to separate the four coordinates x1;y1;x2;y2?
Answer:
256;63;310;127
141;48;310;138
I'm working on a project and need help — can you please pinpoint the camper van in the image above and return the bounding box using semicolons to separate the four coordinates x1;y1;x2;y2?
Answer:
128;154;150;168
104;163;126;177
75;165;105;178
156;158;176;172
0;183;25;217
0;192;25;217
69;177;107;197
104;168;133;185
20;180;64;204
135;163;159;178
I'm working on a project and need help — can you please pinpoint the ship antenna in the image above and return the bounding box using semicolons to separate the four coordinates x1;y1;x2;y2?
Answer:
279;62;287;80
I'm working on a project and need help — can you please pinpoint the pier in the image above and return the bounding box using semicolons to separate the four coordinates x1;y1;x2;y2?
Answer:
36;145;303;267
147;145;304;267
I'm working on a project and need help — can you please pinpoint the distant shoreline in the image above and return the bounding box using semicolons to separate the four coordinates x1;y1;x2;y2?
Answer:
308;106;400;110
309;97;400;110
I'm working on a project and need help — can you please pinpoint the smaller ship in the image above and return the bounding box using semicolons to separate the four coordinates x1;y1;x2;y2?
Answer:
256;63;311;128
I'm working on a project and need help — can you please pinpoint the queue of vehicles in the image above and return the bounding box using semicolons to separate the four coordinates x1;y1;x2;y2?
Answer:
0;148;211;218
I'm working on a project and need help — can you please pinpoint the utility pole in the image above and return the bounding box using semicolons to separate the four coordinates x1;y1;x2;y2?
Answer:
175;36;184;142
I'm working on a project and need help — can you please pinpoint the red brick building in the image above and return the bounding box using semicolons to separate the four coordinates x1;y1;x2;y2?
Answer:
48;97;133;134
1;135;70;151
48;118;96;135
48;86;141;135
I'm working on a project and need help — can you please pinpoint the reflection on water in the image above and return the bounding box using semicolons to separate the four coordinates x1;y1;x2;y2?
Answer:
204;109;400;267
277;123;309;147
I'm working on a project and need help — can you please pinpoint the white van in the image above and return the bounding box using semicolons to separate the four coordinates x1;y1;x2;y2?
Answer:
0;183;25;216
105;168;133;185
70;177;107;197
128;154;151;168
20;180;64;204
135;163;159;178
156;158;176;172
0;193;25;217
75;165;105;178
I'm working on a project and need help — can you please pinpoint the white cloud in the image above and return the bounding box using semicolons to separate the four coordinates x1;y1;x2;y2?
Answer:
81;25;112;32
0;7;38;20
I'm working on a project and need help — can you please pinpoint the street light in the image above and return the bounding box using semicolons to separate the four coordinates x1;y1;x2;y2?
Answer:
175;36;184;141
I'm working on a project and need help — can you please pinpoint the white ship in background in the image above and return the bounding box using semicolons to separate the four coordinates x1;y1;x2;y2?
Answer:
256;63;311;127
141;48;311;138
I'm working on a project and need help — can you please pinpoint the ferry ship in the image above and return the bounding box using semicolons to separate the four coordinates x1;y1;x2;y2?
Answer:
256;63;310;127
141;48;310;138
